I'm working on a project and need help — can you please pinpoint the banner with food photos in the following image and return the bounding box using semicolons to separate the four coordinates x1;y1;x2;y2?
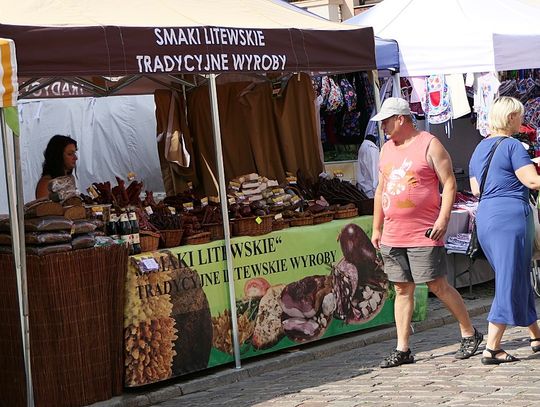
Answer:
124;216;428;387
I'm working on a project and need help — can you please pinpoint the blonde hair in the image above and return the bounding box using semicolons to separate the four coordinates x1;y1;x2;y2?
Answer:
488;96;524;134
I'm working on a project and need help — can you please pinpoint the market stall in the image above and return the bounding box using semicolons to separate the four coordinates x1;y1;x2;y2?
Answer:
347;0;540;282
0;0;418;404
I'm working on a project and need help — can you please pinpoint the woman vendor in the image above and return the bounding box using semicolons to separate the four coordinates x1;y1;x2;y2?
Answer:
35;135;78;199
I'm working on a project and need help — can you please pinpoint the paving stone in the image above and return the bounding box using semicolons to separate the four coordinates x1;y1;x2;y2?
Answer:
93;282;540;407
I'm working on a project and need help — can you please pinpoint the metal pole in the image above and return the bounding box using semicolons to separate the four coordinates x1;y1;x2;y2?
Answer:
371;70;384;146
207;74;241;369
392;72;401;98
1;109;34;406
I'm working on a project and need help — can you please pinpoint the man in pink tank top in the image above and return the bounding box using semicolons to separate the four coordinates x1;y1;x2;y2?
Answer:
371;98;483;368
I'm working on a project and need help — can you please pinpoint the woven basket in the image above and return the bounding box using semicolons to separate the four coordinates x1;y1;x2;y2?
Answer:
357;198;374;215
182;231;211;245
272;219;290;231
289;216;314;227
313;211;334;225
139;231;160;253
334;207;358;219
159;229;184;248
203;222;233;241
232;215;273;237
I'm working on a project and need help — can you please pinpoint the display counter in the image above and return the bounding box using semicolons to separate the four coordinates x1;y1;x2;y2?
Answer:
0;245;127;407
125;216;428;387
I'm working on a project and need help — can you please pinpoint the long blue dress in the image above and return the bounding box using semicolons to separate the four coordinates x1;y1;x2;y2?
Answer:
469;136;537;326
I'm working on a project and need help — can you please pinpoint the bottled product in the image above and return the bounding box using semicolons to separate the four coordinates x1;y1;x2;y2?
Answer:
128;210;141;254
106;211;119;239
118;210;133;255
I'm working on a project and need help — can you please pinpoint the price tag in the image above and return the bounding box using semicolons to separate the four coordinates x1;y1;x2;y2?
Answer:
201;197;208;207
139;258;159;274
183;202;194;211
145;206;154;215
168;206;176;215
255;216;262;225
274;213;283;220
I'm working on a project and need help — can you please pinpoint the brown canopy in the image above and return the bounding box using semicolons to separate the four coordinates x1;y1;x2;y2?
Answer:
0;0;375;79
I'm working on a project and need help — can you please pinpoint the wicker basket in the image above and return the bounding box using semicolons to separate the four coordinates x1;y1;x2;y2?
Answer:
313;211;334;225
272;219;290;231
159;229;184;248
232;215;273;237
357;198;374;215
203;222;233;241
289;216;314;227
139;230;160;252
334;207;358;219
182;231;211;245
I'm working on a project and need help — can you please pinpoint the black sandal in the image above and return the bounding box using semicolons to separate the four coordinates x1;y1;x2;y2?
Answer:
481;348;520;365
529;338;540;353
380;349;415;368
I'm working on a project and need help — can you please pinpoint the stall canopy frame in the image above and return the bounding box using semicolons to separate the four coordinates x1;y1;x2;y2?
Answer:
0;1;377;402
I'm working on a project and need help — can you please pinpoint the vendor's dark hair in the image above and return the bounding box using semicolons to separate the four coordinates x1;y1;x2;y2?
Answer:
41;135;77;178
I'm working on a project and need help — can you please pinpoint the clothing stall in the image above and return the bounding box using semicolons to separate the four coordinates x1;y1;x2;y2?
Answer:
347;0;540;289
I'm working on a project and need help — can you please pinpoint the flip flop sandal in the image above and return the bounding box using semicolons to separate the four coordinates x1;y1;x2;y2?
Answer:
481;348;520;365
529;338;540;353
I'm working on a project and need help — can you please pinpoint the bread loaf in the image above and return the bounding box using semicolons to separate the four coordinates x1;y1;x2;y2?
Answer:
252;284;285;349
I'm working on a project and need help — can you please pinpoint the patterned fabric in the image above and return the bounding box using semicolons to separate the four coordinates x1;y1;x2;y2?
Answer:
401;77;425;117
360;73;375;113
340;110;362;141
425;75;452;124
319;76;331;109
473;72;500;137
340;78;357;112
326;77;344;111
524;97;540;130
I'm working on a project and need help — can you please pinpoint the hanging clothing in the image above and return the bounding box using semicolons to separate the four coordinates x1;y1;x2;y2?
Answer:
356;138;379;199
446;73;470;119
474;72;501;137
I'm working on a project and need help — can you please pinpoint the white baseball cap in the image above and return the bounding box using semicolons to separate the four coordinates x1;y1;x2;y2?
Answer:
370;97;411;121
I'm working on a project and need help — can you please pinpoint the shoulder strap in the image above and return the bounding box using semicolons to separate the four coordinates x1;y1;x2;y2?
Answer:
478;137;507;200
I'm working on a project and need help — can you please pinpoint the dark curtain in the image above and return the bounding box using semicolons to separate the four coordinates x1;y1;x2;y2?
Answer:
154;73;323;196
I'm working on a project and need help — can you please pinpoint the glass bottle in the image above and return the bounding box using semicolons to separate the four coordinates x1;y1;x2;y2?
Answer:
129;210;141;255
107;210;119;239
119;210;133;255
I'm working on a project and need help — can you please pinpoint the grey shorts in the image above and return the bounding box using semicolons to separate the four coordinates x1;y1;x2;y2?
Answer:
379;245;447;283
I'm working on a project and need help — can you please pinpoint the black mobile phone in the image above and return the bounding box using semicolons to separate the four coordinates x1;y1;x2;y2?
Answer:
425;228;433;238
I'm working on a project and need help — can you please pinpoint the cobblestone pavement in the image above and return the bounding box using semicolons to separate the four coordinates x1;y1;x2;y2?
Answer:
95;281;540;407
155;313;540;407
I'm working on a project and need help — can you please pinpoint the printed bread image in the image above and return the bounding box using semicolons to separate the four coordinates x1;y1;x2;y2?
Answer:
333;224;388;324
252;284;285;349
280;275;335;343
124;253;177;386
169;257;213;376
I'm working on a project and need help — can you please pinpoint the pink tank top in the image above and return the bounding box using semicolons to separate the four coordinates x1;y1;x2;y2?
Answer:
379;131;442;247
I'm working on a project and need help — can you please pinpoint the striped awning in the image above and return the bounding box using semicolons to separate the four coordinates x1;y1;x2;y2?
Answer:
0;38;17;107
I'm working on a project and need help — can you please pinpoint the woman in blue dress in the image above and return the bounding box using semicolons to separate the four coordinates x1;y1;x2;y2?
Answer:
469;96;540;364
